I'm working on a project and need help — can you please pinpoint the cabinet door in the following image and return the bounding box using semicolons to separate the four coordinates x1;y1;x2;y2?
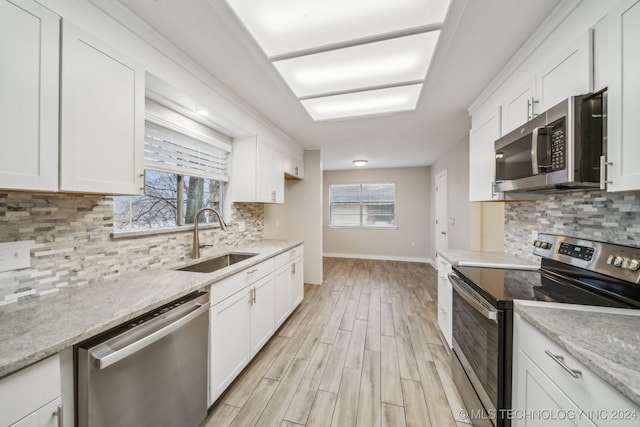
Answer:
0;0;59;192
291;257;304;309
436;257;452;348
271;149;285;203
469;108;501;202
274;264;291;328
256;139;273;202
607;0;640;192
209;289;251;404
536;30;593;111
60;21;144;195
501;80;536;134
250;275;275;356
284;155;304;179
513;350;594;427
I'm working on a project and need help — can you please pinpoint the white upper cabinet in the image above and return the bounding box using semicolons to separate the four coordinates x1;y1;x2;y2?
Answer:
536;29;593;112
606;0;640;192
0;0;59;192
272;149;285;203
499;30;593;136
59;21;144;195
469;107;501;202
284;154;304;179
500;79;536;135
232;136;285;203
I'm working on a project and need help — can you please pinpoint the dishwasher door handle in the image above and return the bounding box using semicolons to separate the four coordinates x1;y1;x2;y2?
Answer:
90;301;209;370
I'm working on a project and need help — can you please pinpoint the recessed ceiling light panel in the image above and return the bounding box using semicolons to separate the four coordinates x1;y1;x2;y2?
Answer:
225;0;450;57
301;84;422;121
273;31;440;98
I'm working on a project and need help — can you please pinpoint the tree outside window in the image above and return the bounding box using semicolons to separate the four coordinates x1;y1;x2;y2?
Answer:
114;170;224;231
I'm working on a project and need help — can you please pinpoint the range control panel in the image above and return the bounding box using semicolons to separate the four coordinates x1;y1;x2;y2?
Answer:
558;242;595;261
533;233;640;284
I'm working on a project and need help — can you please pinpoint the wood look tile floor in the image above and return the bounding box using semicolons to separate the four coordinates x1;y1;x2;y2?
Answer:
203;258;470;427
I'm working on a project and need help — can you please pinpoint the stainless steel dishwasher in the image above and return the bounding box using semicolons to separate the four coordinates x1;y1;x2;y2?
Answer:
76;291;209;427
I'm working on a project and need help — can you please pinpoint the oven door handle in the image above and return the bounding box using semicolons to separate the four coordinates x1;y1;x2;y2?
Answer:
449;273;498;323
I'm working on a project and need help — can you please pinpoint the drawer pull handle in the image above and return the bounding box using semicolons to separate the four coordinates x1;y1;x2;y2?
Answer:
247;268;259;274
545;350;581;378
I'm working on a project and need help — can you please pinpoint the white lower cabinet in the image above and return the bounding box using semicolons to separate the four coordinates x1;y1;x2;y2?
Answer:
436;255;453;348
11;397;62;427
513;312;640;426
209;245;304;405
274;246;305;328
0;355;62;427
250;275;276;356
209;286;252;404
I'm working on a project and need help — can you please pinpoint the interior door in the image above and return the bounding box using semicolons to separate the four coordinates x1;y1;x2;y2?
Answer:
435;170;449;253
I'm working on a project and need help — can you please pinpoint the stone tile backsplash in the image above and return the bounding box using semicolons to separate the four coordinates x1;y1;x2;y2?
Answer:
505;190;640;262
0;193;264;303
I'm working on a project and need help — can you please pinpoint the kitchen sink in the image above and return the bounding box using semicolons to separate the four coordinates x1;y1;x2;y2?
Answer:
177;253;258;273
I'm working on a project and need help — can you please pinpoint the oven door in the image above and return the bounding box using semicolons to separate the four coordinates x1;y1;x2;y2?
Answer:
450;273;501;426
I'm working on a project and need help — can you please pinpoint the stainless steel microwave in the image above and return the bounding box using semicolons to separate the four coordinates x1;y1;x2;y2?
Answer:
494;91;605;192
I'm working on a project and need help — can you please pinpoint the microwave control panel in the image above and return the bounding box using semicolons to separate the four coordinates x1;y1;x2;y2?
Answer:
550;126;565;171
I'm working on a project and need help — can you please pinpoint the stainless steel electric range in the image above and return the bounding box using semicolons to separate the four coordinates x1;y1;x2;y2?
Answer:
449;233;640;427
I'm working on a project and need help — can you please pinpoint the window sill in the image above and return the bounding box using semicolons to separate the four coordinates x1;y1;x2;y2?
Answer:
111;222;228;240
328;225;398;230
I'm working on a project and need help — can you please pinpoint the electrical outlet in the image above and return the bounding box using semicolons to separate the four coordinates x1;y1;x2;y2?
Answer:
0;241;33;273
531;231;538;242
238;221;246;232
275;219;280;227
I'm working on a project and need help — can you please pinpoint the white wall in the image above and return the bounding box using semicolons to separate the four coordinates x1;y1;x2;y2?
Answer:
323;167;431;263
429;138;506;260
264;150;323;285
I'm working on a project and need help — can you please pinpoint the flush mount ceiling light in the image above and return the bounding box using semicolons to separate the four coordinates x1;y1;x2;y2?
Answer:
224;0;450;121
353;160;368;167
301;84;422;121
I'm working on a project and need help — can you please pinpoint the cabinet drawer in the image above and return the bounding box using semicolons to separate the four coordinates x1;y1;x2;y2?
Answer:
517;316;639;422
0;355;60;427
275;245;304;269
209;258;275;304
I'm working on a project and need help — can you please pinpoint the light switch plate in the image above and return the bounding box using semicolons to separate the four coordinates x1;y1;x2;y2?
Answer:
0;241;33;273
238;221;246;232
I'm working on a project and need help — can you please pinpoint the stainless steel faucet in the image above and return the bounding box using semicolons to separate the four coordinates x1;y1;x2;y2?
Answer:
192;207;227;258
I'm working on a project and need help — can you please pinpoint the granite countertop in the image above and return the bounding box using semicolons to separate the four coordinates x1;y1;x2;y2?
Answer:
514;300;640;407
438;249;539;270
0;239;303;379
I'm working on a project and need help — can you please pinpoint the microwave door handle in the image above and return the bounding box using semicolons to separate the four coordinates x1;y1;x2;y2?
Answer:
531;127;540;175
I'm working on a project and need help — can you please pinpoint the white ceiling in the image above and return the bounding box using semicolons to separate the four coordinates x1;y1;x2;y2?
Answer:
118;0;562;170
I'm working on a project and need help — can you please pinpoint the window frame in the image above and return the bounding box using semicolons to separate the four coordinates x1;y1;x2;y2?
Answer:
328;182;397;229
112;170;226;237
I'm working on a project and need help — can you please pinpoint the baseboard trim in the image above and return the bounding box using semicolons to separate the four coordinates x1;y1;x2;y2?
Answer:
324;252;432;264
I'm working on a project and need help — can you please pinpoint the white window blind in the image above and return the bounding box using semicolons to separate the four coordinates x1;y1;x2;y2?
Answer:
144;121;230;181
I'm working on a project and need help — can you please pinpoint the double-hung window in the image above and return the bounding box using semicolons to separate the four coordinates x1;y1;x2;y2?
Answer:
329;183;396;227
114;101;232;232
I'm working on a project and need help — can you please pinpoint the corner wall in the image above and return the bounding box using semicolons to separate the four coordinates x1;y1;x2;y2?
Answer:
323;167;431;263
264;150;323;285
